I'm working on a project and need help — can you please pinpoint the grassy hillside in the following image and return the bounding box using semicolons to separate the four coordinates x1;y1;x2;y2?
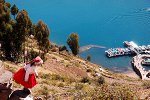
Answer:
3;45;150;100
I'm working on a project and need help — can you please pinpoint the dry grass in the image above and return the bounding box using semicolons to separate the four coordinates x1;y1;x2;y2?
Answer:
4;63;18;73
142;80;150;89
2;45;150;99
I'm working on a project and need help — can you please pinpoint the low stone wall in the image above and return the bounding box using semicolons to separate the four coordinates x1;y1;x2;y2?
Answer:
131;61;142;79
131;55;150;80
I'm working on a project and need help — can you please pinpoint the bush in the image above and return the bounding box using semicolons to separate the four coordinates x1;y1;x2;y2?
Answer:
59;45;67;52
87;55;91;61
86;68;92;72
80;77;90;83
97;76;105;85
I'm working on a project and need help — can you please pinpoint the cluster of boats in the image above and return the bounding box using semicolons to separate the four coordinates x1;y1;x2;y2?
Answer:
105;41;150;57
105;48;135;57
132;45;150;53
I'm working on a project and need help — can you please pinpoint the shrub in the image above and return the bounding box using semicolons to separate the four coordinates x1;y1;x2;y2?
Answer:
86;68;92;72
87;55;91;61
80;77;90;83
59;45;67;52
97;76;105;85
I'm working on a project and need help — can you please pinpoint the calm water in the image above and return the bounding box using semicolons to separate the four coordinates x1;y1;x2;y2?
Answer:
7;0;150;72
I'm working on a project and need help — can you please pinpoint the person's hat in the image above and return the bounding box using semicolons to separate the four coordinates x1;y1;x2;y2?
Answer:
33;56;43;64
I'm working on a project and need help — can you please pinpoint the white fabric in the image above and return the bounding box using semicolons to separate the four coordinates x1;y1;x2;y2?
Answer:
24;64;38;82
20;95;33;100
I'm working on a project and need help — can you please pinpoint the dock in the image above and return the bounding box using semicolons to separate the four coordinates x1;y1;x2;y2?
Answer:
105;41;150;80
105;41;150;57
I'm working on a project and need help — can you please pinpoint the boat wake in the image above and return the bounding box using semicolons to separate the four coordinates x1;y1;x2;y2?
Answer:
145;8;150;11
79;45;106;53
105;7;150;25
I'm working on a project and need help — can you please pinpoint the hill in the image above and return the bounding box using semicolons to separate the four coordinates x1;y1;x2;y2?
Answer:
2;46;150;100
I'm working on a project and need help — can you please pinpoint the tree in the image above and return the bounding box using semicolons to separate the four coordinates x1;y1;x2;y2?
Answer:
34;20;50;58
0;1;13;60
0;0;5;3
67;33;79;55
16;9;32;62
35;21;50;42
11;4;19;19
0;1;50;62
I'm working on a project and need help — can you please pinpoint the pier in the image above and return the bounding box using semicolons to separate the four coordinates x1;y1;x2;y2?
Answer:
105;41;150;80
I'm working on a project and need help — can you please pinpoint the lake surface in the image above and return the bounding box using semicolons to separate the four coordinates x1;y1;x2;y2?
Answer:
7;0;150;72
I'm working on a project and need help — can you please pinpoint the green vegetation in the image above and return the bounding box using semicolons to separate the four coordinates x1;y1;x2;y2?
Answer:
0;0;50;62
59;45;67;52
67;33;79;55
34;20;50;58
80;77;90;83
28;49;39;60
97;76;105;85
87;55;91;61
11;4;19;19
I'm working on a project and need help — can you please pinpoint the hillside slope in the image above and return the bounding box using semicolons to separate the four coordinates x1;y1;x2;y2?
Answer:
2;49;149;100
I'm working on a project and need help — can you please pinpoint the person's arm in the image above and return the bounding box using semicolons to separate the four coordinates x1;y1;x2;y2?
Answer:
34;68;38;77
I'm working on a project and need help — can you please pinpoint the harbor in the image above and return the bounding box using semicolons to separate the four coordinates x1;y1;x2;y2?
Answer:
105;41;150;57
105;41;150;80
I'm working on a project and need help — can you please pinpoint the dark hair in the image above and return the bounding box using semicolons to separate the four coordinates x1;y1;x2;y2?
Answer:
30;61;35;66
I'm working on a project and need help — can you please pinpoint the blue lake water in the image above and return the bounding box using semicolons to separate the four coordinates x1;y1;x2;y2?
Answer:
7;0;150;72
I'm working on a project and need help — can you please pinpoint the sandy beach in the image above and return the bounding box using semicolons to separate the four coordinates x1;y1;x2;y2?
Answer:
123;70;139;78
